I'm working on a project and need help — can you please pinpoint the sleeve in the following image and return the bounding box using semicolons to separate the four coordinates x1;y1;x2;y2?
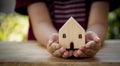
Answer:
15;0;45;15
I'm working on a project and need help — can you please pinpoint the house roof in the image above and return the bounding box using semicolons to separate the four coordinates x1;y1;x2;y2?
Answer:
59;17;85;32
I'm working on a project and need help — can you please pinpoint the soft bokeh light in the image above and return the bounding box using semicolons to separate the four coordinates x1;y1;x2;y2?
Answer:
0;13;29;41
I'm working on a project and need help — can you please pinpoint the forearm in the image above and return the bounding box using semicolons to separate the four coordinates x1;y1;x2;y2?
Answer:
32;22;57;47
87;1;109;43
28;2;57;47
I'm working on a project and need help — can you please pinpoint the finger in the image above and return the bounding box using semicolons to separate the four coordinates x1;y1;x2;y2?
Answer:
52;47;66;57
85;31;100;42
49;33;59;43
85;41;101;50
85;41;95;49
69;50;73;57
83;41;101;57
93;36;101;43
73;50;79;57
48;39;53;46
77;50;88;58
81;48;97;57
93;37;102;48
79;45;86;50
85;31;94;42
79;46;96;57
62;51;69;58
47;42;61;53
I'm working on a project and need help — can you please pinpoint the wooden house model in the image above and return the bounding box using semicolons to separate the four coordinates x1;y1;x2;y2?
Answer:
59;17;85;50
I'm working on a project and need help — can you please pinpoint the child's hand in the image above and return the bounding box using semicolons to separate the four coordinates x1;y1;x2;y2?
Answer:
47;33;73;58
73;31;101;58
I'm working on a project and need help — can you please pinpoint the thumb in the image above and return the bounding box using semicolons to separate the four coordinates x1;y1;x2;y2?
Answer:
48;39;53;44
48;33;58;43
93;35;101;43
88;31;101;43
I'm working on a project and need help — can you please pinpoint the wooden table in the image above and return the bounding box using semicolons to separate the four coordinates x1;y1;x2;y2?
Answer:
0;40;120;66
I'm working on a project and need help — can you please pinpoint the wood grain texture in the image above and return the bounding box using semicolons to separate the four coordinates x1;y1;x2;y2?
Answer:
0;40;120;66
59;17;85;49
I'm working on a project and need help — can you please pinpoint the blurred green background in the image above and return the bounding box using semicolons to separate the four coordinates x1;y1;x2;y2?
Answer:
0;13;29;41
0;8;120;41
108;8;120;39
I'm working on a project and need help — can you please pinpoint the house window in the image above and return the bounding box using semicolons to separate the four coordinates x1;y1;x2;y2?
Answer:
78;34;82;39
63;34;66;38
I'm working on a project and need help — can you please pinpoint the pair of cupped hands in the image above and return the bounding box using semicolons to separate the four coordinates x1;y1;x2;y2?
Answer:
47;31;102;58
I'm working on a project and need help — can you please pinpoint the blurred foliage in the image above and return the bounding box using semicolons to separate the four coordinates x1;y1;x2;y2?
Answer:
108;8;120;39
0;13;29;41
